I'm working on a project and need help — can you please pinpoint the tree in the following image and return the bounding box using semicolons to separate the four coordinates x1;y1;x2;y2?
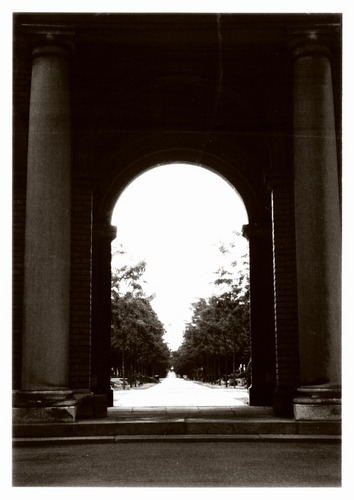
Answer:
111;245;170;388
172;231;250;385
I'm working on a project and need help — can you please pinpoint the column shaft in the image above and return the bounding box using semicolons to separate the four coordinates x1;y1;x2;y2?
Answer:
292;33;341;419
20;42;73;402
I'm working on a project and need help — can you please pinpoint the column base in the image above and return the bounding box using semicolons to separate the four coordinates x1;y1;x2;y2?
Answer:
293;384;341;421
13;389;77;423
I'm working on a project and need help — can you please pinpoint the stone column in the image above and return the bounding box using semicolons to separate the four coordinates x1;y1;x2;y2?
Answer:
91;223;117;414
291;32;341;419
243;222;276;406
13;36;76;422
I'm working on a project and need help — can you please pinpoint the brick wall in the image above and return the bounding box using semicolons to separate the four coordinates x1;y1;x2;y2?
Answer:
271;175;300;399
69;181;93;389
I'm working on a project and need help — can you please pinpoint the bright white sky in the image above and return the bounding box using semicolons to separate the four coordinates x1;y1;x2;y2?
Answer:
111;163;249;350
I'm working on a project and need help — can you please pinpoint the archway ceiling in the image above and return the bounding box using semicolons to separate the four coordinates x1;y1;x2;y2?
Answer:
15;12;341;136
68;16;294;176
13;13;341;211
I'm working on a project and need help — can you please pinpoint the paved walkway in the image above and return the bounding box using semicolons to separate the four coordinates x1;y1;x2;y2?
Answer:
113;372;249;408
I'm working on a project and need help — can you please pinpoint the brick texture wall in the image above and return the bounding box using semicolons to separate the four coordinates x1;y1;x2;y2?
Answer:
271;175;300;393
69;180;93;389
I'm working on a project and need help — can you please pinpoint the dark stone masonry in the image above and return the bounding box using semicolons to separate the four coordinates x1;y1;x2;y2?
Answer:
12;13;341;422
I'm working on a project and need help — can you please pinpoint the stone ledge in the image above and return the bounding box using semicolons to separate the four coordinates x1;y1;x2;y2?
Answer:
293;384;341;421
13;433;341;447
13;405;77;424
294;403;341;421
13;417;341;439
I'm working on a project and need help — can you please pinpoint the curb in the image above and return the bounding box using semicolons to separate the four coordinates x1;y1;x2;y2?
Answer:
13;433;341;446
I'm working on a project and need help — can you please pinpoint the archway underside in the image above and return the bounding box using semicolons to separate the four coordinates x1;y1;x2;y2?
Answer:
90;144;277;417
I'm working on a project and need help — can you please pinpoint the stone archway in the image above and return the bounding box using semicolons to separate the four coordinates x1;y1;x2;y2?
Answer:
12;13;341;424
90;143;277;415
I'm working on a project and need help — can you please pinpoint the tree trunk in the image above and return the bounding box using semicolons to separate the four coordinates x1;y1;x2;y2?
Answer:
122;349;126;390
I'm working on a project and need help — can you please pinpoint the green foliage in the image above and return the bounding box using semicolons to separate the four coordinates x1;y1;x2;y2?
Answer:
111;245;170;387
172;232;251;385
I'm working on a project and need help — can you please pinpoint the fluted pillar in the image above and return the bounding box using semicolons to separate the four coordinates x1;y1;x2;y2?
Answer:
13;36;76;422
291;32;341;419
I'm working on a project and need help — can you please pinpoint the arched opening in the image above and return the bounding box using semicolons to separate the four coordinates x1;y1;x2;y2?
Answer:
91;143;276;415
109;162;251;409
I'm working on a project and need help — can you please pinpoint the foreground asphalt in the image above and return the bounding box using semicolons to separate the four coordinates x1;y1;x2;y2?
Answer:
11;375;344;488
12;440;341;487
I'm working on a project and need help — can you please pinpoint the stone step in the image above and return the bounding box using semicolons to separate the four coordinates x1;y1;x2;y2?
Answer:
13;433;341;447
13;417;341;441
109;406;274;418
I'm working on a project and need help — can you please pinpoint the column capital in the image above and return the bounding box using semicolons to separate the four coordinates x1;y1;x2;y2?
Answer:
21;23;75;56
32;39;74;60
287;29;332;59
